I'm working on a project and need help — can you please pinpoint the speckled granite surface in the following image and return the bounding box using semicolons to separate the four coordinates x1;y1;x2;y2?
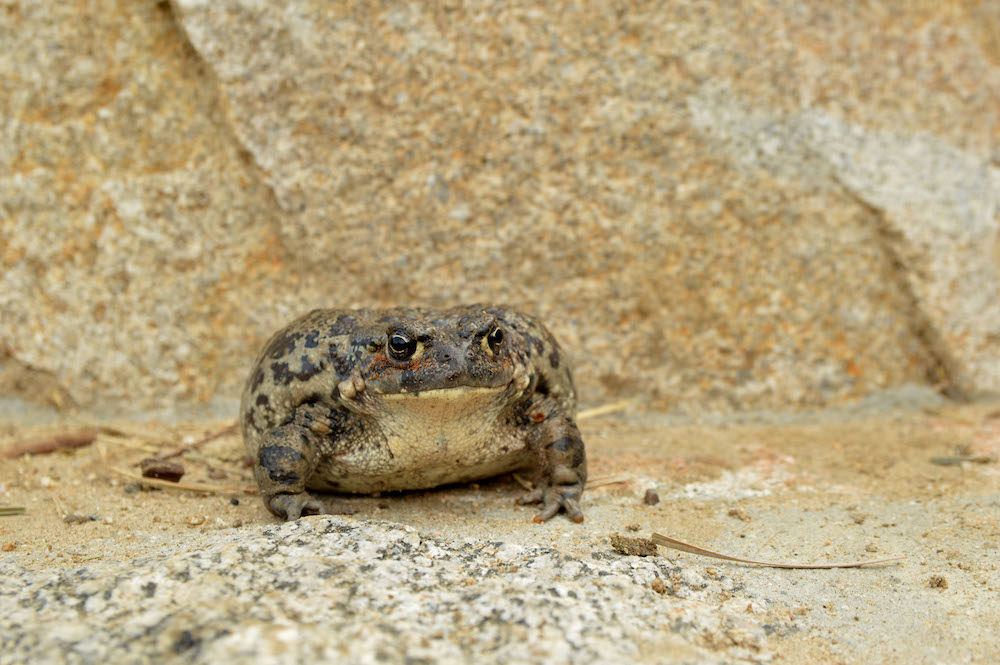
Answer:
0;517;768;665
1;1;998;416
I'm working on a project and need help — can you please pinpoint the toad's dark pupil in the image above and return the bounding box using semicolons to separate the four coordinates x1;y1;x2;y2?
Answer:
487;327;504;352
388;331;416;360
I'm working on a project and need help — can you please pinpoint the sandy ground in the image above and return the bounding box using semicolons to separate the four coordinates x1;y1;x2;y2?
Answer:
1;396;999;664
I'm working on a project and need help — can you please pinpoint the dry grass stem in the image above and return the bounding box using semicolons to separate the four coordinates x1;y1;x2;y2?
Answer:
110;467;253;495
48;494;67;518
578;399;634;421
153;423;239;461
585;477;632;490
510;473;534;491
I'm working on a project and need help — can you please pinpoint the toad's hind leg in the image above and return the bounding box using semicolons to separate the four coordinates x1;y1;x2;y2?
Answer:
254;422;327;521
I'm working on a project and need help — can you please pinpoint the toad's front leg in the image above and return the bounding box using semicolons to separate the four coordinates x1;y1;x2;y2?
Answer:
254;419;326;521
517;397;587;523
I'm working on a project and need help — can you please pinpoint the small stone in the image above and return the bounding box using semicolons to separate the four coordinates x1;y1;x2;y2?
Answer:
2;542;16;551
230;497;240;506
139;458;185;482
124;482;143;494
727;507;751;522
63;513;98;524
188;515;206;526
643;489;660;506
650;578;667;594
929;575;949;589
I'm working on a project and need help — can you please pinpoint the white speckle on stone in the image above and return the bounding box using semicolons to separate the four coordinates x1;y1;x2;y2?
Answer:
681;568;705;587
448;203;470;221
493;543;525;562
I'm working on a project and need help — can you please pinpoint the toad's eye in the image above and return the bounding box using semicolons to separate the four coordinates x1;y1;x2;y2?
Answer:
387;331;417;360
486;326;504;353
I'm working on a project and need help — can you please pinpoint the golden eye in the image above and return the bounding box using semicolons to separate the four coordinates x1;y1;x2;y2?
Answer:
486;326;504;353
387;331;417;360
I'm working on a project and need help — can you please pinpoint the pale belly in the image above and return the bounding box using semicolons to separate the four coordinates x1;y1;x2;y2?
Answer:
310;386;533;493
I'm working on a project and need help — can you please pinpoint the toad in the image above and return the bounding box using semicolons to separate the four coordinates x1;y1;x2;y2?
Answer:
241;306;587;523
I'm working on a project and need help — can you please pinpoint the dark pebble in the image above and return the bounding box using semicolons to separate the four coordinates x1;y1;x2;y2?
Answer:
139;458;185;482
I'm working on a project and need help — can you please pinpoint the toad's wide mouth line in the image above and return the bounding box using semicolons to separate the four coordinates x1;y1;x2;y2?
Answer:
376;384;509;400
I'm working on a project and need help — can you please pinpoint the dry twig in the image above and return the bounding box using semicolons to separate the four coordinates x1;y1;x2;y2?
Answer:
2;431;97;459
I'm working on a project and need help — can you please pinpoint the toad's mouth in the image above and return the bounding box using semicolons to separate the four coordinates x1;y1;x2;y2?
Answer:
376;384;509;400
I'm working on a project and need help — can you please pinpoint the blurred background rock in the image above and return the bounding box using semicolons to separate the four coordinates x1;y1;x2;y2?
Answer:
1;0;998;420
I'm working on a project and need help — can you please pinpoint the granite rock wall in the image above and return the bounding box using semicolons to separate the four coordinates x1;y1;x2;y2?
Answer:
1;0;998;416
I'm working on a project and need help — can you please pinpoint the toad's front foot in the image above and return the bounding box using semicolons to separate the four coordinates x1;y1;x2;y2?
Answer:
519;402;587;523
517;479;584;523
267;492;327;521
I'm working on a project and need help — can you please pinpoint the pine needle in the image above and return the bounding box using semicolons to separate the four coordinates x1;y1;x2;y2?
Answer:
650;532;904;569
